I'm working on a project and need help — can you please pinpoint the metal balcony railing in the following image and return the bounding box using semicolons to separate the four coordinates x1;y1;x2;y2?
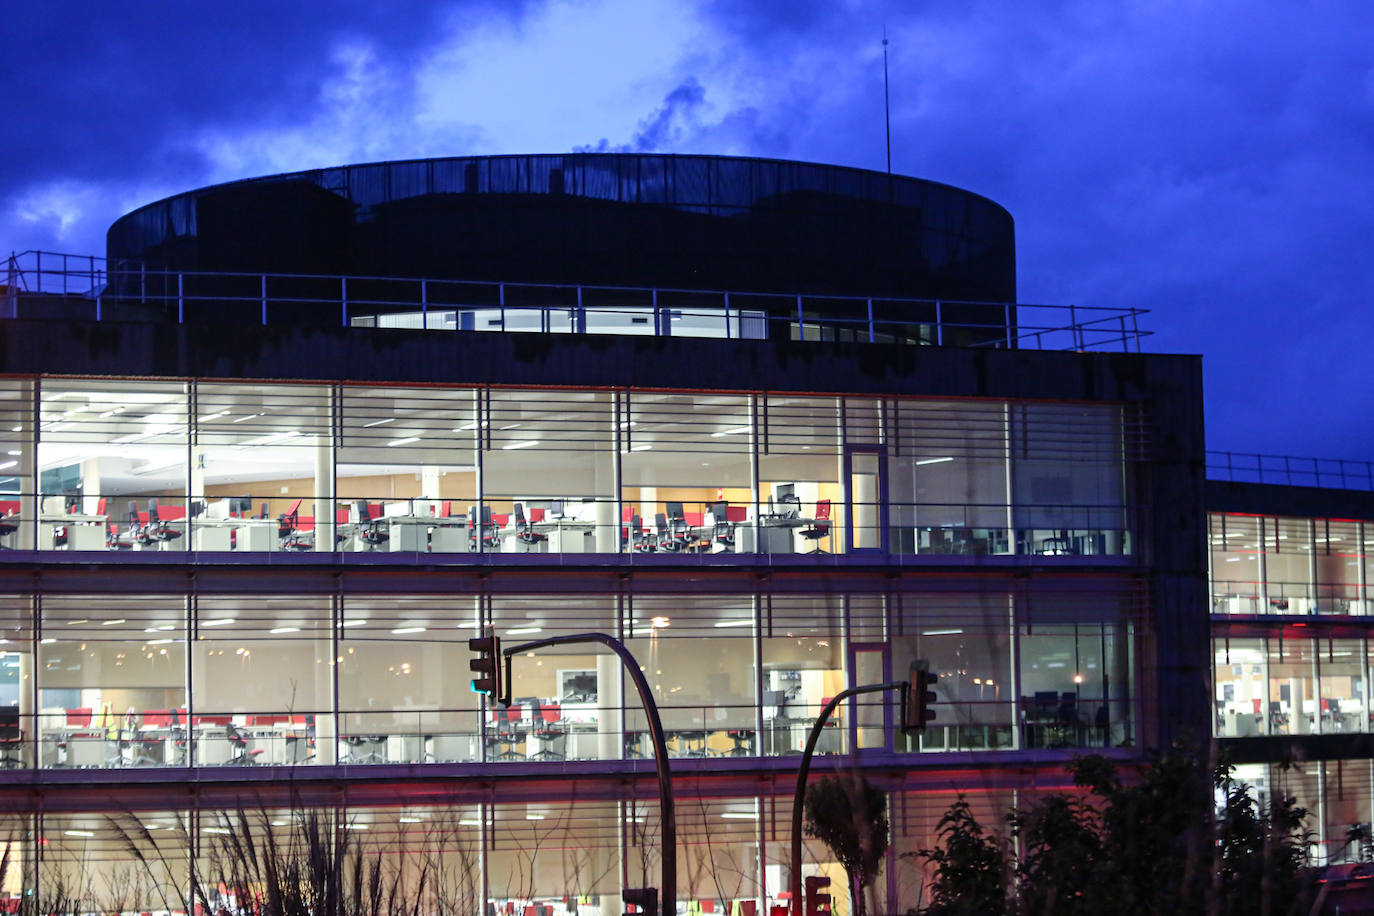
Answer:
1207;450;1374;492
4;250;1152;352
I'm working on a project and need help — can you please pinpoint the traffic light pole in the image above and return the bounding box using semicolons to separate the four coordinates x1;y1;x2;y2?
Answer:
790;681;906;916
502;633;675;916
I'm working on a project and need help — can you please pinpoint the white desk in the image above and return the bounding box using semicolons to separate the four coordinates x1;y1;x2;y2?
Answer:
34;515;108;550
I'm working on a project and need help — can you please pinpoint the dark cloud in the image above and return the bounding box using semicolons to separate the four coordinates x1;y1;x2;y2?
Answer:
657;0;1374;458
5;0;1373;460
2;2;531;250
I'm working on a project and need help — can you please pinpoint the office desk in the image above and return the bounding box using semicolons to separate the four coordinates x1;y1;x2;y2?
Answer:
192;517;277;551
429;521;470;553
735;517;813;554
500;518;596;553
10;515;110;550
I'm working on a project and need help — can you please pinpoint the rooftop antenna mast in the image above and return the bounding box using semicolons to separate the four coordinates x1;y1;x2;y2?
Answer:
882;25;892;175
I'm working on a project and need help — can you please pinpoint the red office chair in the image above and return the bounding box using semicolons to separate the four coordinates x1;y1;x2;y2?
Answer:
799;499;832;553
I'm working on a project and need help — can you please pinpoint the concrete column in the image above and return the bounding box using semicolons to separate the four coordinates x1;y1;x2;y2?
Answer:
596;652;622;761
315;440;334;553
594;449;616;551
421;466;441;500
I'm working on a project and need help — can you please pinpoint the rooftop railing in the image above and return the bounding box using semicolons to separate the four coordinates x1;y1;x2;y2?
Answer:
4;249;1151;352
1207;450;1374;492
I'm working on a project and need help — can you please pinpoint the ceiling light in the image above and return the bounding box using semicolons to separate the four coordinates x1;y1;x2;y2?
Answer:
147;639;173;646
720;812;759;820
399;816;423;823
916;457;955;465
386;437;420;447
391;626;426;635
630;444;652;451
0;462;16;472
101;618;126;626
201;618;236;627
651;616;670;629
232;413;260;423
342;619;368;628
502;440;539;450
507;627;542;636
198;410;230;422
269;627;301;635
922;628;964;636
709;426;750;438
239;430;300;446
63;830;95;838
713;619;753;628
363;418;395;427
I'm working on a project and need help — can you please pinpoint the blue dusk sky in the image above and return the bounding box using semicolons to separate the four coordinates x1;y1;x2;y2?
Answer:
4;1;1372;464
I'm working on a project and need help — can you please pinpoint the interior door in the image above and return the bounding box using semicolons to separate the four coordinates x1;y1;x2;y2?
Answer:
851;642;892;752
844;445;888;552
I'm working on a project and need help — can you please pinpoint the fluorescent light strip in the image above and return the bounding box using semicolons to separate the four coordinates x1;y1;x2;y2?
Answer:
147;639;174;646
387;437;420;447
101;618;126;626
922;628;964;636
709;426;750;438
0;462;16;472
363;418;395;427
720;812;759;820
502;440;539;450
63;830;95;838
201;618;236;627
269;627;301;635
342;619;368;628
391;626;426;635
916;457;955;466
713;619;754;629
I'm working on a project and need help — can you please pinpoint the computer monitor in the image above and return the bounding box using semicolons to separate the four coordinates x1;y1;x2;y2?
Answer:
228;496;252;516
549;499;565;518
772;483;800;518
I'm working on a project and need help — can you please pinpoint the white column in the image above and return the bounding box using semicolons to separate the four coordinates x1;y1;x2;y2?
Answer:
315;440;334;552
596;652;622;761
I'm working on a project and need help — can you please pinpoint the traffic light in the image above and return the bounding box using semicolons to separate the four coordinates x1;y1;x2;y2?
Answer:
903;659;938;732
805;875;832;916
469;632;503;702
623;887;658;916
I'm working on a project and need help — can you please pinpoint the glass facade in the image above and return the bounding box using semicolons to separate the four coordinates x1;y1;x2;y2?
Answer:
0;784;1063;916
2;378;1138;560
1210;512;1369;616
0;587;1136;771
1213;636;1368;737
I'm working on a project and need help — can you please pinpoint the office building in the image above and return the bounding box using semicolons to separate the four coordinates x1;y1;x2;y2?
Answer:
0;153;1207;915
1207;462;1374;864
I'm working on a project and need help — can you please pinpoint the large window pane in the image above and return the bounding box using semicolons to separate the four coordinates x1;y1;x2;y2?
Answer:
191;596;331;764
38;596;186;768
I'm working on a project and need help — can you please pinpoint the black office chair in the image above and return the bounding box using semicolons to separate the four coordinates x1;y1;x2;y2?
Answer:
0;708;22;769
629;514;655;552
355;500;389;550
665;501;697;550
654;513;685;552
225;723;265;765
468;506;500;551
710;501;735;550
514;504;547;550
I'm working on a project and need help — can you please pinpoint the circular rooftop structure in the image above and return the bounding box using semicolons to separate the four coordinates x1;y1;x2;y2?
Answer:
108;154;1015;303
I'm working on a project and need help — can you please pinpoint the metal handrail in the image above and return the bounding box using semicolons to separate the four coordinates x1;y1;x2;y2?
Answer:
5;249;1153;352
1206;450;1374;492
